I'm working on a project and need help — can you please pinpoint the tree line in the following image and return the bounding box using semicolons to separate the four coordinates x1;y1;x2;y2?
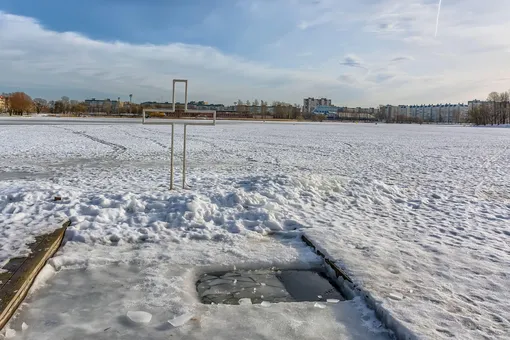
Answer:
468;91;510;126
6;89;509;125
1;92;143;115
233;99;327;120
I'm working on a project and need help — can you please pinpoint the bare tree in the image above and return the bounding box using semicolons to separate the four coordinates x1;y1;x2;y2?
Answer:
292;104;301;119
260;100;267;119
236;99;245;114
54;100;65;113
33;98;48;113
500;91;509;124
74;102;87;115
103;101;112;115
487;92;500;101
10;92;33;115
61;96;70;114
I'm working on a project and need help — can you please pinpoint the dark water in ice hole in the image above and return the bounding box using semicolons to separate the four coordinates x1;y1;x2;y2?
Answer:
196;269;347;305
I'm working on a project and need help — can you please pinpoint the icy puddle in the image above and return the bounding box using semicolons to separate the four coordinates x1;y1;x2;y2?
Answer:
197;268;346;305
6;263;393;340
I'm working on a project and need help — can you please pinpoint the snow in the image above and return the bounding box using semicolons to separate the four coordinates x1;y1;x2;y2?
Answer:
4;328;16;339
0;119;509;339
28;264;56;295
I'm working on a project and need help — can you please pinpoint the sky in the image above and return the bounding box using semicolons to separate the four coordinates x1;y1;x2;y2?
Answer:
1;0;510;106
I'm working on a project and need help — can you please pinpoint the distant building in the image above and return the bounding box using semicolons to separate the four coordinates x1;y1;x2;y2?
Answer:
399;105;409;117
303;97;331;113
312;105;339;118
379;105;400;121
468;100;486;111
189;103;225;111
0;95;6;111
140;101;174;107
84;98;121;113
395;103;468;123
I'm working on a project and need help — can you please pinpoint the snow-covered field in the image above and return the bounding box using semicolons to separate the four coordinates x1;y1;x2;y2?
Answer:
0;119;509;339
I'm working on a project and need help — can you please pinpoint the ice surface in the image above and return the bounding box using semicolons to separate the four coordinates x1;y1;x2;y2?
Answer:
126;311;152;324
260;301;271;307
1;120;509;339
388;292;404;301
7;261;392;340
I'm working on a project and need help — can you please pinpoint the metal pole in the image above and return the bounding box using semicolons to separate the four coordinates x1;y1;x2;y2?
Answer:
184;81;188;112
170;123;174;190
172;81;176;112
183;124;187;189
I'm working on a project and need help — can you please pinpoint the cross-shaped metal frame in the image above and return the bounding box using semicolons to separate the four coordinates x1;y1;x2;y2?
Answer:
142;79;216;190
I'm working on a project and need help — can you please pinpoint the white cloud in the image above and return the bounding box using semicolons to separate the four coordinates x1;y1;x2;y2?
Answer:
1;0;510;106
0;11;348;105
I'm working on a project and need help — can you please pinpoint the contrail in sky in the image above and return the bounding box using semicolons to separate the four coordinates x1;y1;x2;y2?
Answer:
435;0;442;37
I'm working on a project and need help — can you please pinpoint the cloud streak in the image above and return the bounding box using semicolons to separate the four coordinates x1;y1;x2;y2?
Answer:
435;0;442;37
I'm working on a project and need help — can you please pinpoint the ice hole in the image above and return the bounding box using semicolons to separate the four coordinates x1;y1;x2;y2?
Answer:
196;268;347;305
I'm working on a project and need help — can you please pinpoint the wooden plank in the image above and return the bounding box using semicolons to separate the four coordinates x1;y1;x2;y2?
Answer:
0;258;25;290
0;220;70;330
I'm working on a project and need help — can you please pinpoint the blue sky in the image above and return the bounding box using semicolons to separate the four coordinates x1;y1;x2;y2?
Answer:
1;0;509;106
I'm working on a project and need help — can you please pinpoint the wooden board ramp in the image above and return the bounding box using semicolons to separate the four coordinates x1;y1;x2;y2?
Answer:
0;220;70;330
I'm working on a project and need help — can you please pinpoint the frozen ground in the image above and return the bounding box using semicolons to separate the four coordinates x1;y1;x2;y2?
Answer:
0;119;509;339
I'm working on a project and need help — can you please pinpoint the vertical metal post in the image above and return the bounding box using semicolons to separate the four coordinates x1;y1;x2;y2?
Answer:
172;80;176;112
183;124;187;189
184;81;188;112
170;123;174;190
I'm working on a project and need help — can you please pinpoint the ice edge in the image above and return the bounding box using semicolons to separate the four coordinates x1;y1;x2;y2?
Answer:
301;234;420;340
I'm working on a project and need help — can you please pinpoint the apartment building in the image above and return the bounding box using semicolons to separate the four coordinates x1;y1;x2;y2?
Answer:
405;104;468;123
379;105;400;121
303;97;331;113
